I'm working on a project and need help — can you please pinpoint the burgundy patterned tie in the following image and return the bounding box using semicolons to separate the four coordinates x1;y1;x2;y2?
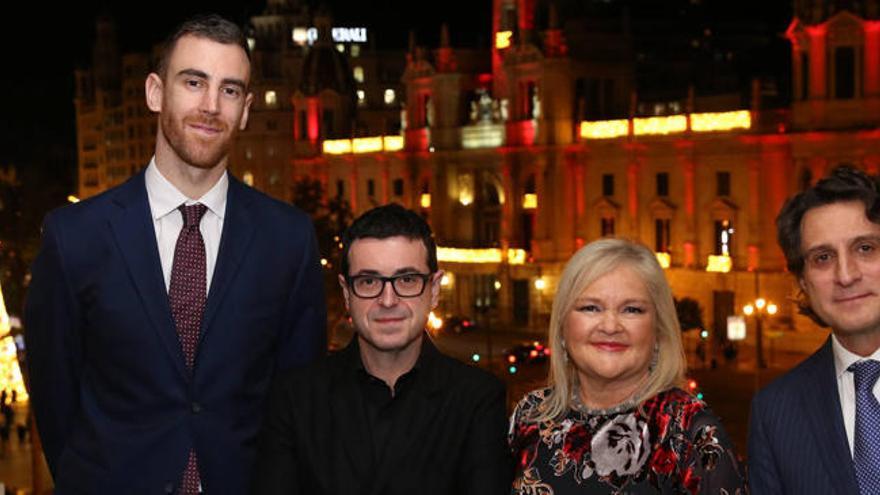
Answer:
169;203;207;494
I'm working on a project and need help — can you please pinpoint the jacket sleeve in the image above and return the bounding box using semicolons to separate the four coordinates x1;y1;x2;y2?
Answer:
458;378;515;495
748;391;783;494
275;217;327;370
24;212;83;477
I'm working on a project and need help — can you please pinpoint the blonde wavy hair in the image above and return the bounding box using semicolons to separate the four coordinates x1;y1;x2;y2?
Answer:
533;238;687;422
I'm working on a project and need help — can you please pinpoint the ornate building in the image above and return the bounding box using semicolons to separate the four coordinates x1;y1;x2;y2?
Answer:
74;0;880;345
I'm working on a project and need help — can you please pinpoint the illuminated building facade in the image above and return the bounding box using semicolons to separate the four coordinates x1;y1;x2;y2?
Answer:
74;0;880;339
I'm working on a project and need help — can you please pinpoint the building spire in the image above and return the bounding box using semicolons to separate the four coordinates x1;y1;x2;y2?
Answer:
436;23;458;72
544;2;568;57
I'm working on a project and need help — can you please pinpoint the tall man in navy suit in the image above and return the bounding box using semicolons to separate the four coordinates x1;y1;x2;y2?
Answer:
749;167;880;494
24;14;326;494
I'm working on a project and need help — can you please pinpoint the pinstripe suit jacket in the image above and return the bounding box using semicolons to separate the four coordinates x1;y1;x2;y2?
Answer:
748;338;860;494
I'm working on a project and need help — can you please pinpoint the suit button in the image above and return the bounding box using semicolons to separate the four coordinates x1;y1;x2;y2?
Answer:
164;481;175;493
191;402;202;414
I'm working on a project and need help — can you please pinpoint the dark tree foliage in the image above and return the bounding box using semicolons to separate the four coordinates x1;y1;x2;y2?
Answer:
291;177;355;337
291;177;353;268
675;297;705;332
0;164;69;317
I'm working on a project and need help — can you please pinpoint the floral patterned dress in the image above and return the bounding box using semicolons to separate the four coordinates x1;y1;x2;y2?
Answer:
509;388;747;494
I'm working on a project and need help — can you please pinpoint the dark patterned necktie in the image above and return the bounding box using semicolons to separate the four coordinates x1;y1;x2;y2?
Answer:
849;359;880;494
169;203;207;494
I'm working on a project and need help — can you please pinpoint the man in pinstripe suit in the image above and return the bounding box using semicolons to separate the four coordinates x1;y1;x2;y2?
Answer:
749;167;880;494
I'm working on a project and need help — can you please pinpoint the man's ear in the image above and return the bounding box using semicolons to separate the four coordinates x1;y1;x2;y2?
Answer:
430;270;444;309
339;274;351;312
239;91;255;130
145;73;164;113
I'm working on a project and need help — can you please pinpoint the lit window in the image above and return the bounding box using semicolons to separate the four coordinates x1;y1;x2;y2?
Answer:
292;28;308;45
357;90;366;106
495;31;512;49
247;37;256;51
715;220;734;256
351;45;361;57
655;218;670;252
336;44;345;53
264;90;277;107
243;171;254;186
353;66;364;83
601;218;615;237
384;89;396;105
458;174;474;206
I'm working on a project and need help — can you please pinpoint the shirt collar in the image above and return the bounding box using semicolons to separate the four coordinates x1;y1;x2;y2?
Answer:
832;333;880;379
345;331;438;376
144;157;228;221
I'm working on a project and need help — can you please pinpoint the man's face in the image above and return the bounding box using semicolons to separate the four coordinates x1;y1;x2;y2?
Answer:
799;200;880;347
340;236;442;356
146;35;253;169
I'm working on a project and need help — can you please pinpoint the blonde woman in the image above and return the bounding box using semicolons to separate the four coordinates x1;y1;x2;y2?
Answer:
509;239;746;494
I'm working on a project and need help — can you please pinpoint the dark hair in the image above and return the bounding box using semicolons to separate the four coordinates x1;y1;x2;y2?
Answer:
776;166;880;324
341;204;438;277
155;14;250;78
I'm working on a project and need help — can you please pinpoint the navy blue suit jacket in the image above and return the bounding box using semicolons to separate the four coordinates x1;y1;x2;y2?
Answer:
748;337;860;494
24;171;327;494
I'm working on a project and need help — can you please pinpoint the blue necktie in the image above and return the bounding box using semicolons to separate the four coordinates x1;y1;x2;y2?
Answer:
849;359;880;494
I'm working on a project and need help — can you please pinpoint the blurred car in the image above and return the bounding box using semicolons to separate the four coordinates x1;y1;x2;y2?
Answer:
504;341;551;366
444;315;478;334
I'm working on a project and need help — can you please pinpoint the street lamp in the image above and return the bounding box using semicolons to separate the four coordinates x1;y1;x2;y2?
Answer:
743;298;777;369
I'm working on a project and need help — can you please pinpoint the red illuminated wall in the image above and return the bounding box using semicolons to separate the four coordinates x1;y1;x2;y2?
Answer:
807;25;827;98
865;21;880;96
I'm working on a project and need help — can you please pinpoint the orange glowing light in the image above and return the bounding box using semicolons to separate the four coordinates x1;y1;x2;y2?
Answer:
706;255;732;273
495;31;513;49
633;115;687;136
655;252;671;269
579;119;628;139
690;110;751;132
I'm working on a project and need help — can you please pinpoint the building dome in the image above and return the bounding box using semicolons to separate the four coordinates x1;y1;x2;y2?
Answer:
299;11;356;101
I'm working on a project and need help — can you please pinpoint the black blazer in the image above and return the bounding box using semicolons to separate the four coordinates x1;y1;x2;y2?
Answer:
24;171;327;494
252;337;513;495
748;337;860;494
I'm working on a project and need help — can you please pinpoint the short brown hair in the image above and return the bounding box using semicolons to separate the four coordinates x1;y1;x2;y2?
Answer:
776;166;880;324
155;14;250;79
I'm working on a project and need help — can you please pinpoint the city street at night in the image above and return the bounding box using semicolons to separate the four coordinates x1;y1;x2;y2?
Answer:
2;0;877;491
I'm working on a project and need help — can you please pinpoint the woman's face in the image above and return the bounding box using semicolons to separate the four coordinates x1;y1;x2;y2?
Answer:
563;265;656;391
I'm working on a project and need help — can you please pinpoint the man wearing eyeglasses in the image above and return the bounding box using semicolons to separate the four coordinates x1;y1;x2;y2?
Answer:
252;203;513;494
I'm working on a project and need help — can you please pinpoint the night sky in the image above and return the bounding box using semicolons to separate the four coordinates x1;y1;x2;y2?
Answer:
0;0;788;195
0;0;490;191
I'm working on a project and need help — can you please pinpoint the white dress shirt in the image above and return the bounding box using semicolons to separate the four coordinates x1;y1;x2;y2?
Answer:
144;158;227;294
832;333;880;457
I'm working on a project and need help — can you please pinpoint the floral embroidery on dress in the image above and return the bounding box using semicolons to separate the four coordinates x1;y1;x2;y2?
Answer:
509;388;748;494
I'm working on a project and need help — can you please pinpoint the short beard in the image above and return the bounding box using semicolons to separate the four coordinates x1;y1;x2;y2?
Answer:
160;111;233;170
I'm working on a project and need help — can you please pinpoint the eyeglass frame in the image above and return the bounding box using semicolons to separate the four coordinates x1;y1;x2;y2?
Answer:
345;272;434;299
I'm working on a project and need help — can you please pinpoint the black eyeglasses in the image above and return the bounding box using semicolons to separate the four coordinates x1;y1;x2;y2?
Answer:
347;272;433;299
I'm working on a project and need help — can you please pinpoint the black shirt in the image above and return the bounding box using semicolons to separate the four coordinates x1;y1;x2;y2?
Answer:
355;346;422;466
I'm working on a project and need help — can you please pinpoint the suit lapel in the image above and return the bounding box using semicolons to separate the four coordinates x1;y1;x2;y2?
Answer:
198;176;255;345
108;172;187;380
799;338;860;493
